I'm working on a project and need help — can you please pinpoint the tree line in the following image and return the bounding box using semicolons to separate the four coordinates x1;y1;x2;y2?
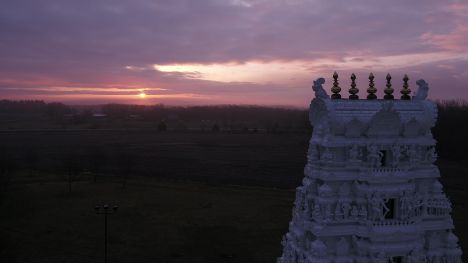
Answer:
0;100;310;132
0;99;467;158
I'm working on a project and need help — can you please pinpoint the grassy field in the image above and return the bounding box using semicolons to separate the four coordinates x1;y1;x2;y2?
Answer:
0;174;294;263
0;131;467;262
0;131;309;188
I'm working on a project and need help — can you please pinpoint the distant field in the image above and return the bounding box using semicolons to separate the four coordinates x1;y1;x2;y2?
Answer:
0;131;310;188
0;131;467;262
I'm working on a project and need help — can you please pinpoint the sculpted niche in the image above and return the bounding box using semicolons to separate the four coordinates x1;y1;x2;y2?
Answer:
345;118;365;138
403;117;422;137
366;102;402;137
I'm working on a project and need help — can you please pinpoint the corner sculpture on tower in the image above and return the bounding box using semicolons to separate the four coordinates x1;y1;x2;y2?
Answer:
277;73;462;263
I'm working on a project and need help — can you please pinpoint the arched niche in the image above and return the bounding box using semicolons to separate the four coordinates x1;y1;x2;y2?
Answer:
366;106;402;137
403;117;422;137
345;118;365;138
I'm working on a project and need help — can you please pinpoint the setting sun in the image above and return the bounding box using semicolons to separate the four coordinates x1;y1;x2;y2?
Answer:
138;92;147;99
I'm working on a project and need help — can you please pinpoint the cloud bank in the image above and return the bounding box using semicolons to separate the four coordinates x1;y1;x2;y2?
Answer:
0;0;467;105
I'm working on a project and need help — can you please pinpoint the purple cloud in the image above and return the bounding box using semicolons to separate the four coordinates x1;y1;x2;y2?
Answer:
0;0;467;105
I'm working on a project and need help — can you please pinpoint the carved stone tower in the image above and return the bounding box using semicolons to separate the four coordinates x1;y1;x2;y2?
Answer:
277;74;462;263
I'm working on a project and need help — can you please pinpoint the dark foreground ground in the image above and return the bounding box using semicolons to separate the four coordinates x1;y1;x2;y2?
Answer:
0;131;467;262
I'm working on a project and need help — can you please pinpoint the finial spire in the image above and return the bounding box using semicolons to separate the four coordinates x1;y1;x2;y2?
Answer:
349;73;358;100
384;73;394;100
331;72;341;99
401;74;411;100
367;73;377;100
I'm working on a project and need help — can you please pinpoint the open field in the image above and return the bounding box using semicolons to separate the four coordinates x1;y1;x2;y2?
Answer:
0;131;467;262
0;175;295;263
0;131;309;188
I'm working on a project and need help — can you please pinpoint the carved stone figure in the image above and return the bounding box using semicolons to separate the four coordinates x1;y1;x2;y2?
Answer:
336;237;350;256
447;231;459;248
407;247;423;263
319;182;333;197
350;205;359;220
425;147;437;163
335;202;344;220
359;205;368;220
349;145;360;161
339;183;351;196
324;204;333;221
312;203;322;220
321;148;333;162
310;239;327;257
428;232;441;249
308;145;319;161
312;78;329;99
372;251;386;263
352;235;367;256
408;145;420;164
391;144;402;166
414;79;429;100
369;194;389;221
400;193;412;219
341;202;351;219
367;145;383;167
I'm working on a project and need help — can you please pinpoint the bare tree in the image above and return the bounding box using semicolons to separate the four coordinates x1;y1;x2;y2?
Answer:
85;146;107;183
157;120;167;132
61;152;83;193
21;147;39;176
0;146;15;204
116;153;136;189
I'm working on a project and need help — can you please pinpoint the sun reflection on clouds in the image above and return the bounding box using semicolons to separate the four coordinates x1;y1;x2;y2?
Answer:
151;51;468;85
153;62;313;83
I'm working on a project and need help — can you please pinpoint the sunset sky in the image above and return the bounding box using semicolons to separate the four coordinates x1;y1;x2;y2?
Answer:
1;0;467;107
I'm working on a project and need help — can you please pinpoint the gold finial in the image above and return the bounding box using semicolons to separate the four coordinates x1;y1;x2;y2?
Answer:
349;73;359;100
401;74;411;100
367;73;377;100
331;71;341;99
384;73;394;100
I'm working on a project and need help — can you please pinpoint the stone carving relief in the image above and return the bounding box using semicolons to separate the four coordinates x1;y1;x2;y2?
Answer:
426;196;452;217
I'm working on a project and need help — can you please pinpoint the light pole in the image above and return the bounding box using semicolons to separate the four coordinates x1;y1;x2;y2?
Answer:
95;203;118;263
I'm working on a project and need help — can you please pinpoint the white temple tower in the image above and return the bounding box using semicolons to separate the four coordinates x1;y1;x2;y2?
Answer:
277;73;462;263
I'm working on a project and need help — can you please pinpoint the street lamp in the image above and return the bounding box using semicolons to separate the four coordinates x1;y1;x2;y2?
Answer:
95;203;118;263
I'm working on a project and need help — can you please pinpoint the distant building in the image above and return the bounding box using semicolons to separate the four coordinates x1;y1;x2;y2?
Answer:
277;74;462;262
92;113;107;118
